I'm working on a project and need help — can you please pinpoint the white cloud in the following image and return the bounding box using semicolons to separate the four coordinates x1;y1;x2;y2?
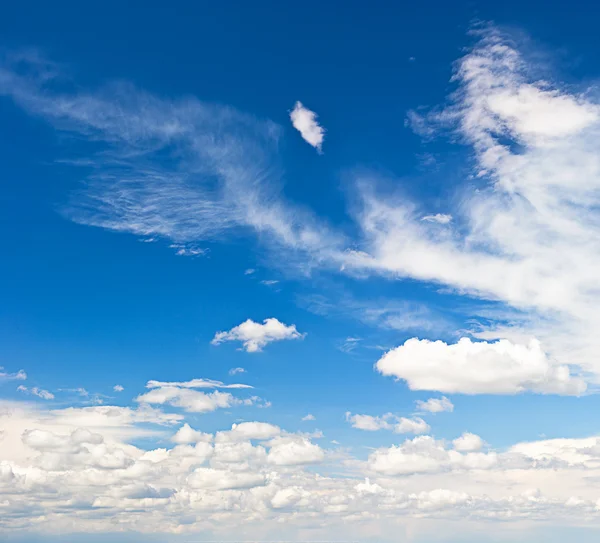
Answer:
137;388;245;413
228;367;246;375
267;436;325;465
394;417;430;435
290;101;325;152
453;432;484;452
171;423;212;445
421;213;452;224
145;378;252;390
0;368;26;381
415;396;454;413
244;268;255;275
0;52;342;276
339;29;600;392
17;385;54;400
135;377;265;413
345;412;429;434
376;337;585;395
113;384;124;392
302;414;316;421
211;318;305;352
338;337;361;353
187;467;265;490
4;395;600;536
368;435;498;475
217;422;281;442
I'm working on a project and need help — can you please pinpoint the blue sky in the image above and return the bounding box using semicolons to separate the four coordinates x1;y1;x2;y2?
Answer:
3;1;600;542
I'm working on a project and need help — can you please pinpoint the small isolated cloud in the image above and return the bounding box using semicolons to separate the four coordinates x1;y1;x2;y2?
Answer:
228;368;246;376
244;268;255;275
17;385;54;400
260;280;279;286
421;213;452;224
0;368;27;381
211;318;305;353
302;414;316;421
415;396;454;413
169;244;206;257
376;338;586;395
113;385;124;392
290;101;325;152
345;412;429;434
338;337;361;354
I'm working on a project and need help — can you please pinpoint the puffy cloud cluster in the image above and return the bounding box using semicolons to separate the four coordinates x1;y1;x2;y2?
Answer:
212;318;305;353
2;396;600;537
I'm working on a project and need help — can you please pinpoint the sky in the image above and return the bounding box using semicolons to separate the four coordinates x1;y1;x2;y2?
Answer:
3;0;600;541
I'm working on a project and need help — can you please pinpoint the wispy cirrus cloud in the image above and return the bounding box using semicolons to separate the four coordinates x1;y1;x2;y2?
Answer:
0;51;342;267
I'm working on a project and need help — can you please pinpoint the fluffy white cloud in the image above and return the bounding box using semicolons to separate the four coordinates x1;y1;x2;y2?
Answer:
266;436;325;465
345;412;430;434
4;396;600;537
415;396;454;413
368;435;498;475
217;422;281;442
453;432;484;452
211;318;305;352
301;413;316;421
171;424;212;445
113;384;124;392
394;417;430;435
187;467;265;490
228;367;246;375
376;337;585;395
290;101;325;152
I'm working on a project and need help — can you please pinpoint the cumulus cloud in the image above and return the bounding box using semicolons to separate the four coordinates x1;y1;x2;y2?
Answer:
266;436;325;465
345;412;430;434
171;423;212;445
3;395;600;536
302;414;316;421
368;435;498;475
289;101;325;152
211;318;305;352
415;396;454;413
113;384;124;392
453;432;484;452
375;337;585;395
